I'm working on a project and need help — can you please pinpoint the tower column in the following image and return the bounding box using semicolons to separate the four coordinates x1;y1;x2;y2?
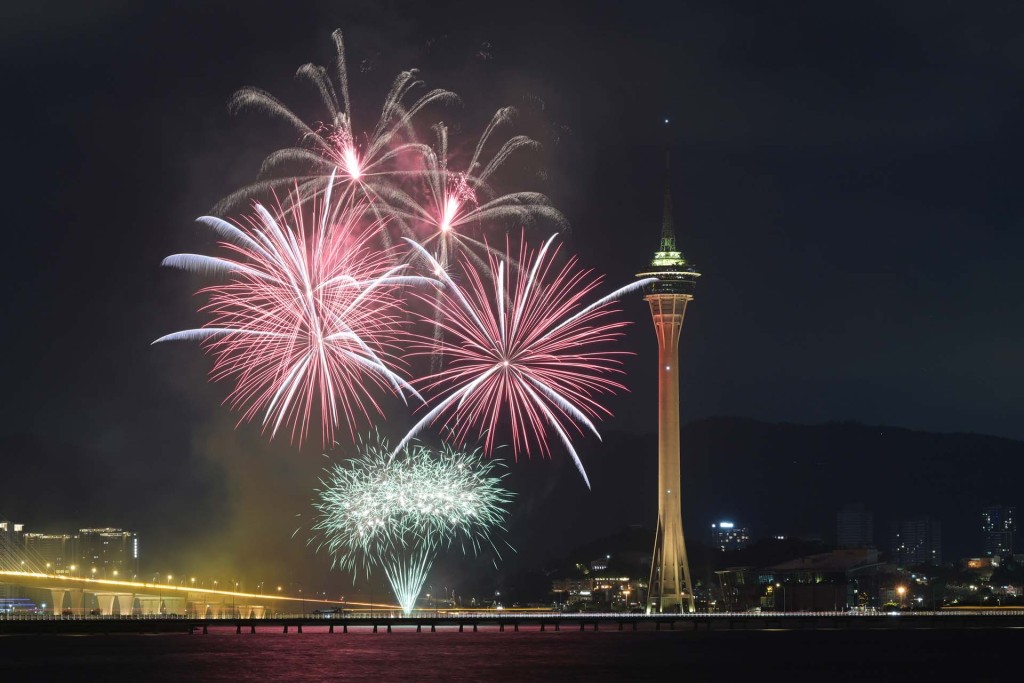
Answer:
646;294;696;613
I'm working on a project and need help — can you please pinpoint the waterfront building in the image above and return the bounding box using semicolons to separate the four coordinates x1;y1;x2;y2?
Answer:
890;516;942;567
982;504;1016;557
22;533;77;574
77;528;139;577
0;522;26;601
551;576;645;610
0;521;25;567
711;521;750;552
716;549;886;612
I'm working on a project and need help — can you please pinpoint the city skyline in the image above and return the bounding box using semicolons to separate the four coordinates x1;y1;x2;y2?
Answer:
4;491;1017;586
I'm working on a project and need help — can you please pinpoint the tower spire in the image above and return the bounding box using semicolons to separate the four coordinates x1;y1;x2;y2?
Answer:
661;150;676;252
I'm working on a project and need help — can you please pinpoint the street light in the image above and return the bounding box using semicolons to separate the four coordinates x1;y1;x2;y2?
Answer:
896;585;907;609
775;583;787;612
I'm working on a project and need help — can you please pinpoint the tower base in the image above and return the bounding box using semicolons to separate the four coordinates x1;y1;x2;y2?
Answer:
647;513;695;613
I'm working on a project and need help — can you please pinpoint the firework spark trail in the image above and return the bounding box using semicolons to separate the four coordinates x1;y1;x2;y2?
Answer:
312;434;513;614
154;176;433;446
397;236;656;489
373;110;567;374
380;109;566;274
214;28;458;219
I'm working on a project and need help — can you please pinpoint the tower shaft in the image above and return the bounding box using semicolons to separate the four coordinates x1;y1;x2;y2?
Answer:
646;294;696;613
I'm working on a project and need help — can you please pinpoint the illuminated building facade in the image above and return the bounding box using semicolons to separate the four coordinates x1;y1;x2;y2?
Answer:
551;576;645;610
21;528;139;577
0;522;26;602
22;533;77;574
78;528;139;577
711;521;750;552
0;521;25;563
982;504;1016;557
636;153;700;613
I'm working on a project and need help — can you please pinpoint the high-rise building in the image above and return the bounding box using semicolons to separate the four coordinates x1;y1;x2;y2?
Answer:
77;528;139;577
0;521;25;570
23;533;77;574
636;148;701;614
711;521;750;552
982;505;1016;557
890;516;941;567
837;503;874;549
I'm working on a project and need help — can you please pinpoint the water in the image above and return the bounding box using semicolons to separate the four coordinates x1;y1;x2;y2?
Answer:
1;626;1021;681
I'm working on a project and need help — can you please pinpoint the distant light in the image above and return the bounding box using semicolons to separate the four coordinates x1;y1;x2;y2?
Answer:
664;118;669;124
719;521;735;529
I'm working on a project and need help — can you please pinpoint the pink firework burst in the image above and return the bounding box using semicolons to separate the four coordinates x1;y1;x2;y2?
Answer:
378;110;565;273
398;235;656;488
214;28;458;217
155;177;431;446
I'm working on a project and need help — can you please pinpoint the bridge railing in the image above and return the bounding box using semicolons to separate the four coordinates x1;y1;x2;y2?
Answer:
3;608;1024;621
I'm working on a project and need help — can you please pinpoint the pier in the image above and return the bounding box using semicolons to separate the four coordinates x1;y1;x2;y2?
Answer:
1;610;1022;635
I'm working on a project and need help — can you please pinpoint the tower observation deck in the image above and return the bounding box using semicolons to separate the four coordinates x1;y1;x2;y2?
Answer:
635;153;700;613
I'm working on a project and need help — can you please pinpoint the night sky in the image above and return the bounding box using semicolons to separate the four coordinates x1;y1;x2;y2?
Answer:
2;1;1022;589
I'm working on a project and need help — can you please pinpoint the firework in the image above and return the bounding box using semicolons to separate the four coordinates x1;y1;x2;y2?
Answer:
312;433;513;614
214;28;457;216
153;177;432;445
381;109;566;273
398;236;656;488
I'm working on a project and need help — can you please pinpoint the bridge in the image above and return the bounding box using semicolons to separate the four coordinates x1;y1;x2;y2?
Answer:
0;609;1022;635
0;570;391;618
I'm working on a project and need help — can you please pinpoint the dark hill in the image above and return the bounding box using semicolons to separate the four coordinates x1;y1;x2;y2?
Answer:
677;417;1023;559
496;418;1024;575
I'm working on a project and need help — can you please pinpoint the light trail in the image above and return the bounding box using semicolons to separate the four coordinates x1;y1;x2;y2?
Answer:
0;571;401;609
